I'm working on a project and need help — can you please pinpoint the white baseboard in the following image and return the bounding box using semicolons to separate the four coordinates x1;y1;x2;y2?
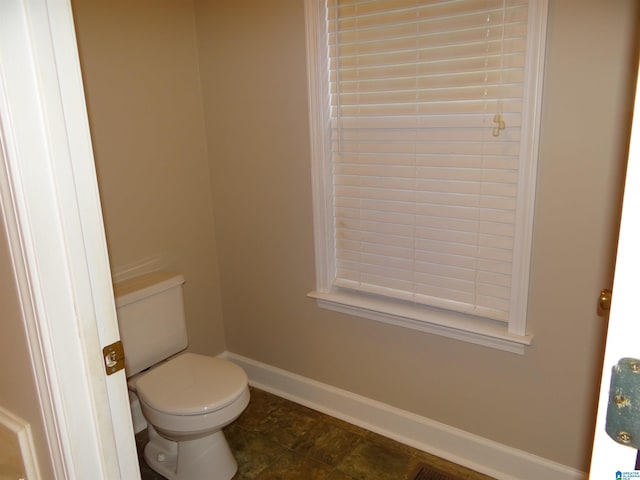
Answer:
222;351;586;480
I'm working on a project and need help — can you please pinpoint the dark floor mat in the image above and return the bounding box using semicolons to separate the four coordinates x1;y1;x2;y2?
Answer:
411;463;463;480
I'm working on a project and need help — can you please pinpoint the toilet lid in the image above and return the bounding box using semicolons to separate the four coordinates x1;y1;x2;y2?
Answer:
135;353;248;416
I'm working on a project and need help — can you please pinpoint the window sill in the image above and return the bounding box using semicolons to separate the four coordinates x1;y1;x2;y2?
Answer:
308;290;533;355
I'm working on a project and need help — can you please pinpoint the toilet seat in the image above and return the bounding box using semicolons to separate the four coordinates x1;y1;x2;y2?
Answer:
135;353;248;416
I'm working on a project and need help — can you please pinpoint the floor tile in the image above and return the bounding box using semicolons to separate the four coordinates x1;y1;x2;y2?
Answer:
326;470;358;480
335;436;415;480
304;421;362;467
225;424;285;478
255;449;334;480
257;403;324;454
234;388;290;432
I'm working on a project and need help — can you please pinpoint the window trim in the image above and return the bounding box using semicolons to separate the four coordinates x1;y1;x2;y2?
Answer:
304;0;548;354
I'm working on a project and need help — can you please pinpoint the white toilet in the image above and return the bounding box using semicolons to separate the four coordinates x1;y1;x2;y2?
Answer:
114;271;249;480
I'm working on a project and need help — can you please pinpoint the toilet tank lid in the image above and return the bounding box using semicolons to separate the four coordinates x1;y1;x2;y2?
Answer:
114;272;185;307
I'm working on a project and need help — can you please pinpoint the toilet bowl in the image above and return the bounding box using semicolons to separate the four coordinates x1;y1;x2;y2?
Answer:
114;272;249;480
132;354;249;480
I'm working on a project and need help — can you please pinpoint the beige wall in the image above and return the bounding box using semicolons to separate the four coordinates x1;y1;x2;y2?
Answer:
72;0;225;355
72;0;639;472
194;0;639;471
0;210;55;478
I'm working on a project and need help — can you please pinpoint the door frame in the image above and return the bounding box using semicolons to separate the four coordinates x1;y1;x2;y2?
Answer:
0;0;138;478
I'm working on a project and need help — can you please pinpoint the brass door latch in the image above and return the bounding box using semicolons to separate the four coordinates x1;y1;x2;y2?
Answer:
102;340;125;376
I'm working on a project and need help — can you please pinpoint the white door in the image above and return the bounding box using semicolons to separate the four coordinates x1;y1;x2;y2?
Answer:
0;0;139;478
590;61;640;477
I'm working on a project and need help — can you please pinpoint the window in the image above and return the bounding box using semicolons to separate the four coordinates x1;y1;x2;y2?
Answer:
304;0;548;353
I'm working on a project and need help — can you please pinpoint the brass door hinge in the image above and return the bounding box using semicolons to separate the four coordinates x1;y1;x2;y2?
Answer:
102;340;125;376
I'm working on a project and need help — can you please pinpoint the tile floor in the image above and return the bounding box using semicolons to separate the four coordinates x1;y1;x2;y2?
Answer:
137;387;496;480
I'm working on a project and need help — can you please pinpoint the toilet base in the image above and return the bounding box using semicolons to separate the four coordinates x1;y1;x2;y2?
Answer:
144;424;238;480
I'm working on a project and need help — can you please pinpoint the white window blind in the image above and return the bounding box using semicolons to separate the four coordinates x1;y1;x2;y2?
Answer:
329;0;536;322
305;0;547;351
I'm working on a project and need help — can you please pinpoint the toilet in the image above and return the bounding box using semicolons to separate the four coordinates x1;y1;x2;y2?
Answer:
114;271;249;480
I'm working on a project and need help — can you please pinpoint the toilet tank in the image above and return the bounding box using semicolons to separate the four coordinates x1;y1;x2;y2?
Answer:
114;272;188;377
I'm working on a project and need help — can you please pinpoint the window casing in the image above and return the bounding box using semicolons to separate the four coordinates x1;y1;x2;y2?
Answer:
304;0;548;354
